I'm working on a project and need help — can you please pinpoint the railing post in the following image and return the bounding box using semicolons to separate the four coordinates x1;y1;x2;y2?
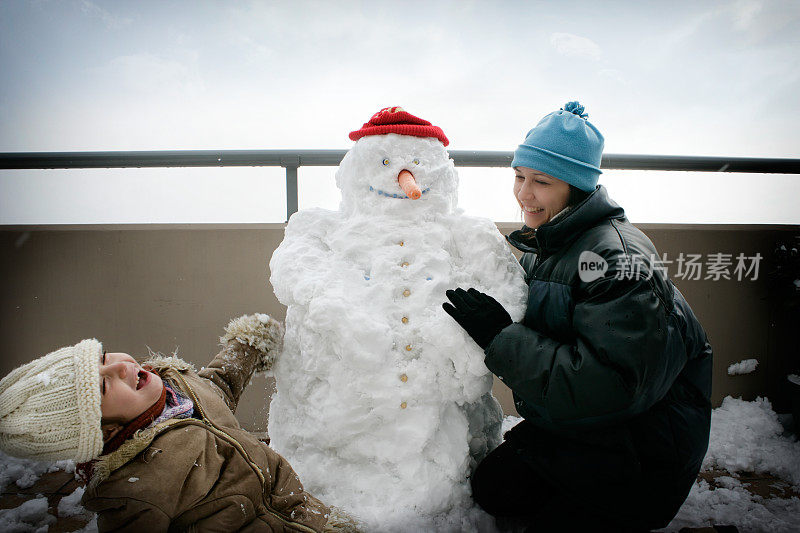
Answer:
281;155;301;222
284;166;298;221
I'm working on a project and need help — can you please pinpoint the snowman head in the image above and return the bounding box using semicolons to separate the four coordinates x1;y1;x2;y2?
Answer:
336;107;458;217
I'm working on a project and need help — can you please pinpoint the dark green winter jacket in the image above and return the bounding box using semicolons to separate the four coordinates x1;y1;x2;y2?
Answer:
486;185;712;528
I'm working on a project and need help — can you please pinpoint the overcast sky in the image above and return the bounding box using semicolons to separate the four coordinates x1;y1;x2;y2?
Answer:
1;0;798;224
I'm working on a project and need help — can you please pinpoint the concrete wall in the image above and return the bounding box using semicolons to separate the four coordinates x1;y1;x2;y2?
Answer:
1;223;797;432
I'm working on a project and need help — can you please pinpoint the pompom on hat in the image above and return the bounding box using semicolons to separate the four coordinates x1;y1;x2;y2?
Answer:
511;101;604;192
349;106;449;146
0;339;104;462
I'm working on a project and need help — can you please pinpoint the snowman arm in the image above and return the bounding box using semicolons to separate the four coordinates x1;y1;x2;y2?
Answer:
269;209;336;306
452;217;527;321
198;314;284;412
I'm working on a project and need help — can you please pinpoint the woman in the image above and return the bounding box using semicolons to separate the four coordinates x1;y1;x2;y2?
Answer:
443;102;712;532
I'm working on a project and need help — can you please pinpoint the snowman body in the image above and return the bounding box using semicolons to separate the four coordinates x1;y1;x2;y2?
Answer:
269;133;527;531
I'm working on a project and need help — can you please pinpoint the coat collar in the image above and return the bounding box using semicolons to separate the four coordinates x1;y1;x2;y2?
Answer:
507;185;626;256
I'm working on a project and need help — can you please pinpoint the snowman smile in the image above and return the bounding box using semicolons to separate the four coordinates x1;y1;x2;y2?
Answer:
369;185;431;199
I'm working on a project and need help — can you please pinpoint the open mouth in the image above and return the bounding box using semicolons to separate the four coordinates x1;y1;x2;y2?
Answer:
136;370;149;390
524;206;544;214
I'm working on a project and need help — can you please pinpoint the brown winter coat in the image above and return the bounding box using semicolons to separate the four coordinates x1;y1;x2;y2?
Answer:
80;340;331;532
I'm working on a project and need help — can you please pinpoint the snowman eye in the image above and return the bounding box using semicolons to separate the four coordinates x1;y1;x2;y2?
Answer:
382;158;390;166
413;159;420;165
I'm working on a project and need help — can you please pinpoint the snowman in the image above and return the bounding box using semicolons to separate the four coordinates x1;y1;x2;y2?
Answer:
268;107;527;531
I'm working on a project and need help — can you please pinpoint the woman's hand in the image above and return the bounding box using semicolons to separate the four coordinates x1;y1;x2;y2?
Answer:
443;288;513;350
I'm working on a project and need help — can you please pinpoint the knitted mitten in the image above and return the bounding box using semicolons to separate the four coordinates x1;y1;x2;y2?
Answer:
220;313;284;373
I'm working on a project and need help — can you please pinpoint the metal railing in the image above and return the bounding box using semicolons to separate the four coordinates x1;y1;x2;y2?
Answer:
2;150;799;221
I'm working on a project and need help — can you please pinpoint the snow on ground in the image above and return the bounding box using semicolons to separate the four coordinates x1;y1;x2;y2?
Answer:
0;452;74;492
659;396;800;533
0;453;97;532
0;399;798;532
0;496;56;532
662;477;800;532
727;358;759;375
702;396;800;487
57;486;92;519
501;415;523;435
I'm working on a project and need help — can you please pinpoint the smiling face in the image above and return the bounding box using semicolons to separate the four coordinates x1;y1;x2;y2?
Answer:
513;167;571;229
99;352;163;426
335;133;458;216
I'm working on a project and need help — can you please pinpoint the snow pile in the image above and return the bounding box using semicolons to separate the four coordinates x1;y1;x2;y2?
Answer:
727;359;759;376
662;396;800;532
664;478;800;533
501;415;523;435
0;452;96;532
268;131;528;532
55;486;97;532
0;496;56;532
58;486;92;519
0;450;74;491
702;396;800;487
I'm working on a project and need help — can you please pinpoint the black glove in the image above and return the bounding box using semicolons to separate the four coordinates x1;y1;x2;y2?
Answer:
442;287;513;350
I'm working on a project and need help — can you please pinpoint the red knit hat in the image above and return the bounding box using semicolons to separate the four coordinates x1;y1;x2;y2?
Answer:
349;106;449;146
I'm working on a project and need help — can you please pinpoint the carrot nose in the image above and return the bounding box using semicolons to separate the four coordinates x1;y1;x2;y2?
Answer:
398;170;422;200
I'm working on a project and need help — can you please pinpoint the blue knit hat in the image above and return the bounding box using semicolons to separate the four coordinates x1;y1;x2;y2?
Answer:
511;101;604;192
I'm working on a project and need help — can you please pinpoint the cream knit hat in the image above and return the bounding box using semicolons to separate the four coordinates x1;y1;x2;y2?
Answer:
0;339;104;462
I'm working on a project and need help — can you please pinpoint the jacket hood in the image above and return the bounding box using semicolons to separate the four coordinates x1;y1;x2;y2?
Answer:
507;185;626;255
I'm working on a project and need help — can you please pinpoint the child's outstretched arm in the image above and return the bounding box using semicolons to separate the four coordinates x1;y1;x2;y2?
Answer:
198;313;283;413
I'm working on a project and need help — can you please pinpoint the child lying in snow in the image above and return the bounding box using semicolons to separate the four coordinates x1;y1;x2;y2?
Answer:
0;314;356;532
